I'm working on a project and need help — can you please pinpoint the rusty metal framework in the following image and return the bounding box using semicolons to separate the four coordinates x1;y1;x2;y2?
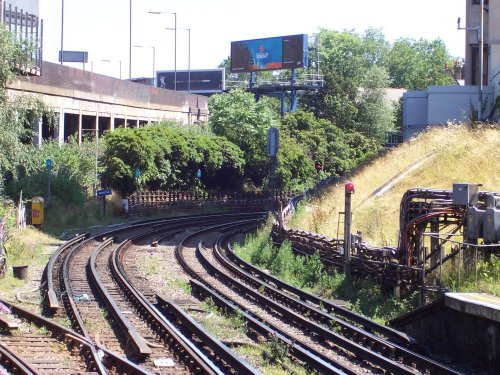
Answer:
275;186;500;298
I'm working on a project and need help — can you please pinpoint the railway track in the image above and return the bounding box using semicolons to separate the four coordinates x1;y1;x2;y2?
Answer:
0;298;148;374
0;211;464;374
44;213;264;374
174;219;462;374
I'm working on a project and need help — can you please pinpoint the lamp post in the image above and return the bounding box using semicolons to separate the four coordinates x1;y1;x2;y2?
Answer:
133;45;156;86
166;27;190;93
129;0;132;80
60;0;64;65
102;59;122;79
149;11;177;90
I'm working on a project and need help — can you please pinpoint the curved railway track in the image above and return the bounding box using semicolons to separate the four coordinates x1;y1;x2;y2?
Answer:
0;211;464;374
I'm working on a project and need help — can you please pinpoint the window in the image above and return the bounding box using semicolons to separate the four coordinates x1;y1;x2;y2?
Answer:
470;44;488;85
472;0;488;4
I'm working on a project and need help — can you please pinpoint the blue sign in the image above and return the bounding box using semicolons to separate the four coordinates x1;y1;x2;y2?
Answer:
46;159;52;170
134;169;141;178
96;189;112;197
196;169;202;178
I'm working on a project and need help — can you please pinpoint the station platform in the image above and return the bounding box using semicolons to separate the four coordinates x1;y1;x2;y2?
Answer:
389;292;500;374
445;292;500;323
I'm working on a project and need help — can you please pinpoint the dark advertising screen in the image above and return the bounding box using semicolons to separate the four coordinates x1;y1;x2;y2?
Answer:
231;34;308;73
156;69;225;93
58;51;88;63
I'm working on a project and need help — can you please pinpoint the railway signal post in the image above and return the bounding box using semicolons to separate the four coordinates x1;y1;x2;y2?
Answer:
267;127;279;212
344;181;355;279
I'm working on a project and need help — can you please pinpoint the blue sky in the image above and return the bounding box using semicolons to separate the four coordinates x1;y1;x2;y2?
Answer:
40;0;466;80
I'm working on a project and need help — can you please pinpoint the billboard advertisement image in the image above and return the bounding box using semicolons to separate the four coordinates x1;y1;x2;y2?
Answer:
231;34;308;73
156;69;225;94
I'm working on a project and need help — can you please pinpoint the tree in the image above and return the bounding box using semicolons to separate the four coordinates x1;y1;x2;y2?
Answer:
281;110;380;177
385;38;455;90
101;122;245;196
0;26;51;196
355;65;395;141
209;89;280;187
301;28;394;142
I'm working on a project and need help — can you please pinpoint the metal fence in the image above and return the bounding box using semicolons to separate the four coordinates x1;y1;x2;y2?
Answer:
420;232;499;292
1;0;42;75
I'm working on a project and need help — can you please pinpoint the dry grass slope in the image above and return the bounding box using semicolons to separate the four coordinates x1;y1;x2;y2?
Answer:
292;124;500;246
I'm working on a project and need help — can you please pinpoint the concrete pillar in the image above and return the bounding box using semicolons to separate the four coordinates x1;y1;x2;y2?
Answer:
57;109;65;145
95;112;99;137
78;111;82;145
33;117;42;147
110;112;115;131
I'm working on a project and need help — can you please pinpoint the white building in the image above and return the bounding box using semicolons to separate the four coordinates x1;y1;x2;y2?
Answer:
403;0;499;139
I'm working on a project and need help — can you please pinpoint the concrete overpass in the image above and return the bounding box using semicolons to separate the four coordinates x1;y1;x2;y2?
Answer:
6;61;209;145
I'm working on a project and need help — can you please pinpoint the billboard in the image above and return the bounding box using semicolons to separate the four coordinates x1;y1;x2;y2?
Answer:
58;51;88;63
156;69;225;93
230;34;308;73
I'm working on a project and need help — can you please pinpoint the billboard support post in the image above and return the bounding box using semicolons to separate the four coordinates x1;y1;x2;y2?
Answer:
250;72;256;88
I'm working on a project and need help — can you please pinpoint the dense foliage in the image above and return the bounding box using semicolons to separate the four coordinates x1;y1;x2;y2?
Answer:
0;26;53;197
5;137;98;205
101;123;245;196
281;110;380;176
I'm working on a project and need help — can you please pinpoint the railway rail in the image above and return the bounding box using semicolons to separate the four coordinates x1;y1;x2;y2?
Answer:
173;219;461;374
0;211;465;374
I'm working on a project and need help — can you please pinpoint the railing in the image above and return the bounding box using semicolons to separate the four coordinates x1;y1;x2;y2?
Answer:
225;73;324;90
127;190;297;213
419;232;500;292
385;130;403;147
1;1;42;76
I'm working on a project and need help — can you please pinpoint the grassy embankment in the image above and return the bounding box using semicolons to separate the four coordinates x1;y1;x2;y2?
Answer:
289;124;500;296
235;124;500;322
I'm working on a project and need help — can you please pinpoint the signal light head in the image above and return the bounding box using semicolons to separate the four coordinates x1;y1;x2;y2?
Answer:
345;181;355;193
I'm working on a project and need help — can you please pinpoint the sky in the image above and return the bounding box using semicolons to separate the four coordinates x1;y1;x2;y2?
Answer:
39;0;467;80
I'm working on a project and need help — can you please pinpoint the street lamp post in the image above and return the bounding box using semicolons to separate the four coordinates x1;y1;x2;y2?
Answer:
166;27;190;93
133;45;156;86
60;0;64;65
129;0;132;80
102;59;122;79
149;11;177;90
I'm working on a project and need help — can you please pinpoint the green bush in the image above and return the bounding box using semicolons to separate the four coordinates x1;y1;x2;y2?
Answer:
101;122;245;196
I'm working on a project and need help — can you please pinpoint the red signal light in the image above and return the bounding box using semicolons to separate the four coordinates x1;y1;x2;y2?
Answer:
345;181;355;193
